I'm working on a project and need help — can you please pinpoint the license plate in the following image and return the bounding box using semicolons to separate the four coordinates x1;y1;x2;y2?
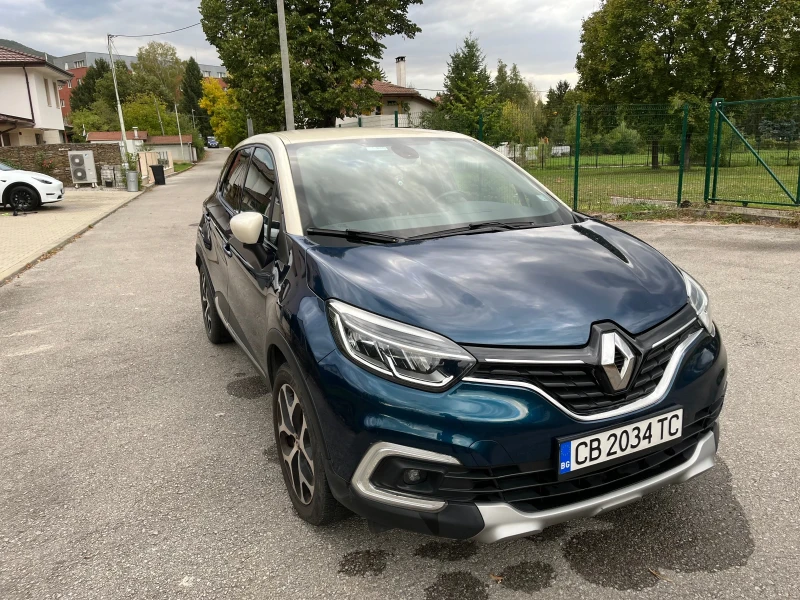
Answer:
558;408;683;476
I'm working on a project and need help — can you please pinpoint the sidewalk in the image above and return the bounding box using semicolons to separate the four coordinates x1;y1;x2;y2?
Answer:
0;187;145;283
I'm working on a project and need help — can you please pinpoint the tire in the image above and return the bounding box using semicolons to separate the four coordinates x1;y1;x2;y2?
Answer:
8;184;40;211
272;363;345;525
198;263;231;344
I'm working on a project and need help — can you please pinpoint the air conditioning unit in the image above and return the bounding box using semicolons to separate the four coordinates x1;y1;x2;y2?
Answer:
68;150;98;187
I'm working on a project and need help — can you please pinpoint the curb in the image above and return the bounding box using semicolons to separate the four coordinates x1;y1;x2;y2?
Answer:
0;190;146;286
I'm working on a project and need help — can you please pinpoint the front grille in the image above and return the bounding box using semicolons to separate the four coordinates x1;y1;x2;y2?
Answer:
473;325;701;416
418;397;723;513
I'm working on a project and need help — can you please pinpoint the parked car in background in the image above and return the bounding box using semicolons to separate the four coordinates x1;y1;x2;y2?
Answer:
207;136;220;148
195;128;725;543
0;161;64;211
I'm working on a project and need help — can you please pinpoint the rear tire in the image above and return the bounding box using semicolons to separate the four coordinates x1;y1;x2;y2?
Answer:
8;184;40;211
199;263;231;344
272;363;345;525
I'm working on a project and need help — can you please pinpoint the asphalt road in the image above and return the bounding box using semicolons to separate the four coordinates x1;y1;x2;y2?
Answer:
1;150;798;599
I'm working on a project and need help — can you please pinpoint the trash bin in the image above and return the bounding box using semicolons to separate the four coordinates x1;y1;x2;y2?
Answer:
126;170;139;192
150;164;166;185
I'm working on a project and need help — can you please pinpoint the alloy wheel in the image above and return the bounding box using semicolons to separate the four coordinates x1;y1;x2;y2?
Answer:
200;269;213;334
11;188;36;211
277;383;315;505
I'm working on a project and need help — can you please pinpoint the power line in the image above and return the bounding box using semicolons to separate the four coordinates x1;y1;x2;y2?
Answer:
110;23;201;39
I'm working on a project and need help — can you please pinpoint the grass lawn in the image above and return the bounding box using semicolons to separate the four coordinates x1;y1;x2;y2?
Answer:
527;162;800;212
173;162;193;174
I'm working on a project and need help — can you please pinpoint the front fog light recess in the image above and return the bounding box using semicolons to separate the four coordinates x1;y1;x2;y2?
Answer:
327;300;475;389
681;269;715;336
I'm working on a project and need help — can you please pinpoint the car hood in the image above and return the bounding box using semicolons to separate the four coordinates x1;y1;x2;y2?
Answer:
304;221;688;346
6;170;53;181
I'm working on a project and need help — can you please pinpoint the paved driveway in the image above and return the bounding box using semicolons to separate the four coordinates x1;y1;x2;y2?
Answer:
1;152;797;599
0;187;146;283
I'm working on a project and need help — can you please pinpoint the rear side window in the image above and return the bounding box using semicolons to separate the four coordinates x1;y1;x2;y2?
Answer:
221;148;251;210
241;147;275;215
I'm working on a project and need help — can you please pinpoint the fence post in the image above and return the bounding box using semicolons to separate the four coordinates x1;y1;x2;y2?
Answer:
358;116;362;127
573;104;582;211
677;103;689;206
795;159;800;204
394;110;398;128
711;99;724;200
703;98;720;203
478;113;484;141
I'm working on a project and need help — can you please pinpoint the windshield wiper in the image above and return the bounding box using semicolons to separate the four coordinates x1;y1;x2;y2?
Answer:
305;227;405;244
409;220;554;240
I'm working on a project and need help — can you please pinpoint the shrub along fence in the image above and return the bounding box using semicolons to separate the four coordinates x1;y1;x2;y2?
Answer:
344;97;800;214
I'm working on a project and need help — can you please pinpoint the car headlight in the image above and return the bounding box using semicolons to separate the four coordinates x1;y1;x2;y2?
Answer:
681;270;715;337
327;300;475;389
34;178;54;184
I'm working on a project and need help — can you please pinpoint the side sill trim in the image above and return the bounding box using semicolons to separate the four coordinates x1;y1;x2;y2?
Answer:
463;328;704;423
351;442;460;512
472;430;717;543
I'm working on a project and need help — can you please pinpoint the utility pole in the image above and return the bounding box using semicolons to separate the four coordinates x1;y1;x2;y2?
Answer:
175;103;186;162
153;94;165;135
107;34;128;163
191;108;196;132
276;0;295;131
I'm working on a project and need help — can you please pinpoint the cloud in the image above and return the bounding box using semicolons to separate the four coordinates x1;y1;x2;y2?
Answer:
1;0;596;93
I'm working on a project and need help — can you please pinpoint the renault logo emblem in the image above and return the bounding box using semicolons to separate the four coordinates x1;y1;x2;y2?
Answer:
600;332;635;391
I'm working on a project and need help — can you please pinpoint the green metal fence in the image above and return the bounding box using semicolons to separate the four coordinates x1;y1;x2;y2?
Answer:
345;98;800;213
704;97;800;207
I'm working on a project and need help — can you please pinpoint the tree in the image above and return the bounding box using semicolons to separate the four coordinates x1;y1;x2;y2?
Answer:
200;0;421;130
435;34;496;136
495;60;529;106
180;57;211;137
576;0;800;168
132;41;185;105
69;58;110;113
199;78;247;147
94;60;137;108
69;100;118;140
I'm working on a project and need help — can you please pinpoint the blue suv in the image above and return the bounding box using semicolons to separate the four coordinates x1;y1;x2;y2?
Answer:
196;129;725;542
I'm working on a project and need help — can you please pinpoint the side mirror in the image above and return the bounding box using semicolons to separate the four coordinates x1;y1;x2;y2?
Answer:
230;212;264;244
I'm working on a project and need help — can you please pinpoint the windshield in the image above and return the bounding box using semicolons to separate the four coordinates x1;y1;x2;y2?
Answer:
288;137;573;237
0;162;14;172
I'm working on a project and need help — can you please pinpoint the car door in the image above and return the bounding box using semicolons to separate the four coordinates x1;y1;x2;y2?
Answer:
226;145;287;367
202;147;251;322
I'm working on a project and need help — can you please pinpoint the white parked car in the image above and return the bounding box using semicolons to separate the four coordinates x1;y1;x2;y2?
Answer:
0;161;65;211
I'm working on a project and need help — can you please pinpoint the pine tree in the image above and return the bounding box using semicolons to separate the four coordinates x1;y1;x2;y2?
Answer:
180;58;211;137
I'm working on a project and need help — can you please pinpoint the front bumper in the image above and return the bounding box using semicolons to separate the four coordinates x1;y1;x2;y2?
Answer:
41;184;64;203
472;427;717;542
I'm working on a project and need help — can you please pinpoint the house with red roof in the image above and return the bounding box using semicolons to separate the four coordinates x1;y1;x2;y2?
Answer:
0;45;71;146
337;57;436;128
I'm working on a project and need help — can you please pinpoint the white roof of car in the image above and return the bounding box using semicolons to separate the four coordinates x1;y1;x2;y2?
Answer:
241;127;468;147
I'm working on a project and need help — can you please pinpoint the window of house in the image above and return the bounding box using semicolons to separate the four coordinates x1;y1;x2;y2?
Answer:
60;99;65;108
67;80;72;88
75;60;85;68
217;71;226;78
1;132;10;147
202;70;211;77
44;79;51;106
35;133;43;145
53;81;58;104
77;78;82;85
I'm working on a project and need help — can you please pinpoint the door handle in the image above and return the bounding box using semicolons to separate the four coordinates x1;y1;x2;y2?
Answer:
223;243;233;257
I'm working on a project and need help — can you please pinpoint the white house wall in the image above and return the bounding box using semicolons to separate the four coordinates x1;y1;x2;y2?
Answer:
0;68;34;120
28;67;65;130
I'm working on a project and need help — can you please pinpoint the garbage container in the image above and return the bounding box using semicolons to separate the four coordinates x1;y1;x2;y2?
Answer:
150;164;166;185
126;170;139;192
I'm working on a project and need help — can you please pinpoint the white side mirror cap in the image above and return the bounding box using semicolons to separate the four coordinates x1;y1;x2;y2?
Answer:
230;212;264;244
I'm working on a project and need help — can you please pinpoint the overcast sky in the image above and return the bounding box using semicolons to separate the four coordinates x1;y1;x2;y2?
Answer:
0;0;598;96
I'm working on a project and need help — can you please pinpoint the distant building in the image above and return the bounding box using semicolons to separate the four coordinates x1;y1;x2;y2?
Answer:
0;45;71;146
336;57;436;128
52;51;227;116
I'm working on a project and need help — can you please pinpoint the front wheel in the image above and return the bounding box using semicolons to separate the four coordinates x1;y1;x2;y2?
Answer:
272;364;345;525
8;185;40;211
198;263;230;344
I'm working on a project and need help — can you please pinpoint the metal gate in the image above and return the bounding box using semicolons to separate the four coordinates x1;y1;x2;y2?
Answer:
704;97;800;207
